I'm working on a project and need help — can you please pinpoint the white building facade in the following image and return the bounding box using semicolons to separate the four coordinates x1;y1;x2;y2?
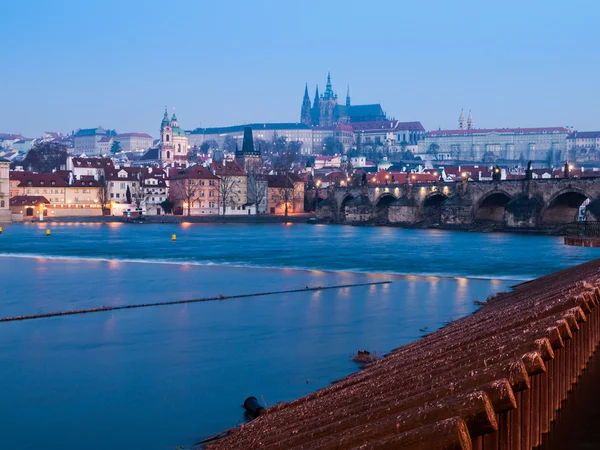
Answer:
115;133;154;152
417;127;570;164
73;127;110;156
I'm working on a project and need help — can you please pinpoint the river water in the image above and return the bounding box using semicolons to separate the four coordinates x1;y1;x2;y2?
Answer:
0;222;597;450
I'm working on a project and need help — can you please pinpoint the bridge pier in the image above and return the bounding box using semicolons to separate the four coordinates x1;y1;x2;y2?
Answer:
389;198;421;224
440;197;474;227
505;196;543;228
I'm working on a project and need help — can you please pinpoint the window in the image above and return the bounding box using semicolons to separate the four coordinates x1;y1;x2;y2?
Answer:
116;193;120;198
120;183;125;189
110;194;114;198
209;191;214;197
166;135;170;142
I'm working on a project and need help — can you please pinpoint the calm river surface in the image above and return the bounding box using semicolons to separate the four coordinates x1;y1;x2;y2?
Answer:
0;222;597;450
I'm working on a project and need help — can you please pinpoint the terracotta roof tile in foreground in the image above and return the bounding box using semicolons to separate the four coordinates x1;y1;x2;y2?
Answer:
206;258;600;449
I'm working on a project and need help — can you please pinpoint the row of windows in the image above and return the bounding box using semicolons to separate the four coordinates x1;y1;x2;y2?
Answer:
27;189;64;194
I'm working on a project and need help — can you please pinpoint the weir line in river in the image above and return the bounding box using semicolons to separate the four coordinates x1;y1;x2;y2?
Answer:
0;281;392;323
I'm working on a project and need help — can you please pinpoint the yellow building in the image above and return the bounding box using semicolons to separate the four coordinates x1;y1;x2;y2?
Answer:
12;172;68;203
64;176;101;205
265;174;305;215
211;159;248;215
10;171;102;218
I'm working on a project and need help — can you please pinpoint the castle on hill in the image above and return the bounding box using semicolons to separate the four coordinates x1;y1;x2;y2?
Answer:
300;73;387;127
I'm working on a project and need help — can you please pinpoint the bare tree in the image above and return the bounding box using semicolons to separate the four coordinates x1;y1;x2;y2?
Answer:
171;177;200;216
247;171;267;214
96;170;110;215
217;175;240;215
131;170;147;211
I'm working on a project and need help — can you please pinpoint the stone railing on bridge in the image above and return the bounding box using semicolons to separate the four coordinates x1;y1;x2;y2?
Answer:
315;177;600;230
207;259;600;450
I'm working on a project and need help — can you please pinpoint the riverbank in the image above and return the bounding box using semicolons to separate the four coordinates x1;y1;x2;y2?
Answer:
27;214;566;236
39;213;314;224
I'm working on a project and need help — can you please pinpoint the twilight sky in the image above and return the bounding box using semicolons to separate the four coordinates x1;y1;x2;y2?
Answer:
2;0;599;138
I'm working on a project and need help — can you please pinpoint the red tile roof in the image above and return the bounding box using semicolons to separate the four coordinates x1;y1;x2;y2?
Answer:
72;175;100;187
211;159;247;176
71;157;114;168
171;164;219;180
265;174;304;188
16;173;69;188
10;196;50;206
367;171;437;184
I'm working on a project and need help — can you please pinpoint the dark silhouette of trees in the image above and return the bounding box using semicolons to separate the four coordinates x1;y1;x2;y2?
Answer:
322;137;343;156
223;135;237;153
110;141;121;154
22;142;68;173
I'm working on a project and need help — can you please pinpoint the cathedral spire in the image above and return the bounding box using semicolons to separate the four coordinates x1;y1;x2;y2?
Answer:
467;110;474;129
314;85;319;104
346;85;351;107
301;83;312;125
323;72;335;99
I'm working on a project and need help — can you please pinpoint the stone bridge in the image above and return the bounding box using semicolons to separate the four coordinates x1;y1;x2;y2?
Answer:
315;177;600;228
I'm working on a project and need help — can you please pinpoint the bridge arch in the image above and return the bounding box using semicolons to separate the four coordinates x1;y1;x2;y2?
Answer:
474;190;513;223
374;193;397;220
340;194;355;213
423;192;448;226
541;188;591;226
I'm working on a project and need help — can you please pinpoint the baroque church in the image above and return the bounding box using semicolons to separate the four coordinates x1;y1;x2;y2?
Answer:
300;73;387;127
159;107;189;164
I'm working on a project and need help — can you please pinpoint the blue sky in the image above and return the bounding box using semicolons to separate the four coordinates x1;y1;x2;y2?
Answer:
1;0;599;137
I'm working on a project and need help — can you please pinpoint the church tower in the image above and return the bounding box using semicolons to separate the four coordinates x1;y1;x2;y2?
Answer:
310;85;320;126
160;106;174;162
159;107;189;164
319;72;338;127
237;126;262;172
467;110;474;130
300;83;312;125
458;109;467;130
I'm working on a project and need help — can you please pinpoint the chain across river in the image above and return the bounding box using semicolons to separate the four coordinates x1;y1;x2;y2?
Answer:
0;281;392;323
